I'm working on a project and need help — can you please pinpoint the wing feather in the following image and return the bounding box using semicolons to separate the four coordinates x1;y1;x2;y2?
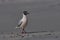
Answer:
17;21;22;27
16;20;23;28
17;20;23;27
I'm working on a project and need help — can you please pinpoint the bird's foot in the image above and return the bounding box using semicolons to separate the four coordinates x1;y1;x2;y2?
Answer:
21;31;26;34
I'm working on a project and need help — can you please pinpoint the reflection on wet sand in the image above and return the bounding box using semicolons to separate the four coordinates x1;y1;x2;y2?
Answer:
0;31;59;39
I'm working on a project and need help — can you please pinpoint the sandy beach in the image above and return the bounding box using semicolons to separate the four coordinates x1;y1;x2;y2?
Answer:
0;31;60;40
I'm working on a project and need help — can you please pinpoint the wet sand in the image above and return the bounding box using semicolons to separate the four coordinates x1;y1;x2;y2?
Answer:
0;31;60;40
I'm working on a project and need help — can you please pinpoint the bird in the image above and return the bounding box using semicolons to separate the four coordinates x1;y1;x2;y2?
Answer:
16;11;29;34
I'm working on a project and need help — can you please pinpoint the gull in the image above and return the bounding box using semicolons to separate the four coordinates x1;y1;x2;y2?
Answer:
16;11;29;33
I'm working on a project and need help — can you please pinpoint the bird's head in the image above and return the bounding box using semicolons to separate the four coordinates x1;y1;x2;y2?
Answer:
23;11;29;15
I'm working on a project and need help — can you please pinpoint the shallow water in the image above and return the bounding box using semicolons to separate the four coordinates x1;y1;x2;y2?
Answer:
0;0;60;32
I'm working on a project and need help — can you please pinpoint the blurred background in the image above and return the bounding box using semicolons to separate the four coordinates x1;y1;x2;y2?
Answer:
0;0;60;32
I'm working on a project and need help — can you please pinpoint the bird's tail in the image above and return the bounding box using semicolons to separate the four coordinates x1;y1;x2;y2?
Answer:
15;26;21;29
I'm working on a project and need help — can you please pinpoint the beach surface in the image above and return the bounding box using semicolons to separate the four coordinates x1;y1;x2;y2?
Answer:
0;31;60;40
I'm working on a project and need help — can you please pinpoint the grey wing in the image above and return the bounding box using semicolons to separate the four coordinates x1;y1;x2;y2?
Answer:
17;21;23;27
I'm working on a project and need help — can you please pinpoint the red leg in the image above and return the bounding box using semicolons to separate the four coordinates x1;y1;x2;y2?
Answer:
21;29;26;34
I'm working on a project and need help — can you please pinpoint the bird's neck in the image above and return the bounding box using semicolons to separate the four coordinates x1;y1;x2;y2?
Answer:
22;14;27;19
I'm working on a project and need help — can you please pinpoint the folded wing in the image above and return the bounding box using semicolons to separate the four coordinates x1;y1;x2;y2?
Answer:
16;20;23;28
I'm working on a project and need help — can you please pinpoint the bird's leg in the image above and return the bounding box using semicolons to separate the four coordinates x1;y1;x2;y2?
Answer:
21;29;26;34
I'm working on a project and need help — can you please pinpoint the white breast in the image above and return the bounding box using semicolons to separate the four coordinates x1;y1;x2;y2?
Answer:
20;14;28;29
